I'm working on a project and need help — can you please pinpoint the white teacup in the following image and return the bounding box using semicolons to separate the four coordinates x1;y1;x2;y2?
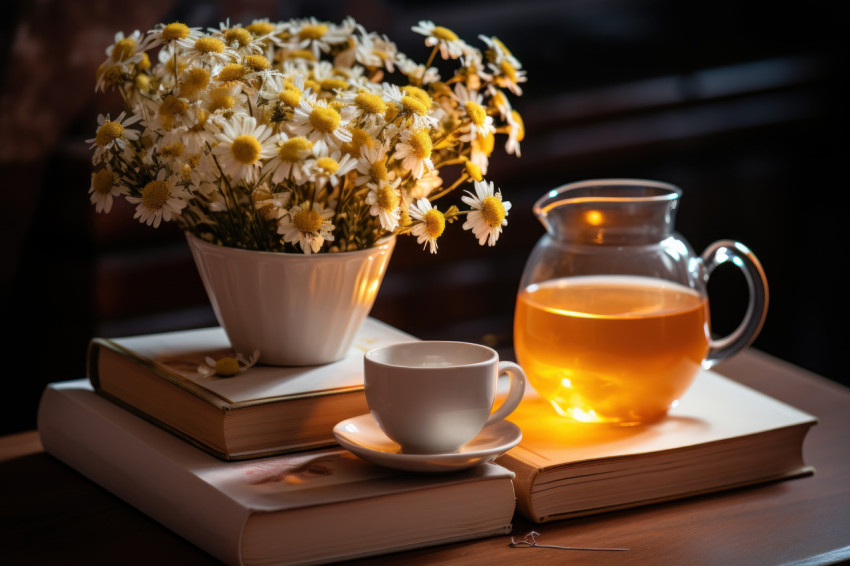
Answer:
364;341;526;454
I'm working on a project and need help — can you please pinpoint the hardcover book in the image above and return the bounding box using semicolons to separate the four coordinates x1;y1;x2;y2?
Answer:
37;380;517;566
86;317;416;460
497;369;817;523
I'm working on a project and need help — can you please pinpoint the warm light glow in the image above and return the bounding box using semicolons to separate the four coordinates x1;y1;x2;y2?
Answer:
584;210;603;226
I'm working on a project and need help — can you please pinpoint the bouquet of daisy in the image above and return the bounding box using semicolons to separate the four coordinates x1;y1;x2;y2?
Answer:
87;17;526;254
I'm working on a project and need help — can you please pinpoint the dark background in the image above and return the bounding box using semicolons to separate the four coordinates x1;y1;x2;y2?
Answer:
1;0;845;435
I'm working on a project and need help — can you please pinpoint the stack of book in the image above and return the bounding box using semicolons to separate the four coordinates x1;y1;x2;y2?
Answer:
38;317;818;565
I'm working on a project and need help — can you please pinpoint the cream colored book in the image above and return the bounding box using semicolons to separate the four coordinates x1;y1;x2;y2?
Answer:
497;369;817;523
38;380;517;566
87;317;416;460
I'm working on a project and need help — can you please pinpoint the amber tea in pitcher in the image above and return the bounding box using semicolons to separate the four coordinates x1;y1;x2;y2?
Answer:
514;179;768;425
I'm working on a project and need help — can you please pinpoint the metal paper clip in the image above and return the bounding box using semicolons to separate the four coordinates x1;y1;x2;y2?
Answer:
509;530;629;552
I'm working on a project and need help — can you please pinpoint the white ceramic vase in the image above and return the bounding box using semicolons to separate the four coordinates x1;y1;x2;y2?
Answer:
185;233;396;366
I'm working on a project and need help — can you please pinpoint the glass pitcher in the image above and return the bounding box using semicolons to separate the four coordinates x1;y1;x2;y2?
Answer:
514;179;768;425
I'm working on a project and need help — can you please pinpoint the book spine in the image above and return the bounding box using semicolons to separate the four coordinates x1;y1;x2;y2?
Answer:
37;384;248;566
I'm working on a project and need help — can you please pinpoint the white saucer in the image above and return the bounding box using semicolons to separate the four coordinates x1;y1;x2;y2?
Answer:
333;414;522;473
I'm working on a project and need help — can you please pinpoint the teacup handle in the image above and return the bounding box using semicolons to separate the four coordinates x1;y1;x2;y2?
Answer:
486;362;527;425
700;240;769;368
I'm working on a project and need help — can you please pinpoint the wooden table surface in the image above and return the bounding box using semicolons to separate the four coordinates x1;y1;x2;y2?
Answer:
2;349;849;565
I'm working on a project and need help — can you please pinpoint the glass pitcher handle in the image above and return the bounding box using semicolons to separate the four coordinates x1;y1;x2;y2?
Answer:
701;240;769;368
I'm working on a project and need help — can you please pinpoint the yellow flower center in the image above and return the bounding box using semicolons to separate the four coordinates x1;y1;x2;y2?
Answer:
161;142;185;158
135;73;151;91
180;162;195;182
494;37;513;56
499;60;518;82
195;36;224;53
246;54;270;71
401;95;428;116
285;49;316;61
309;106;341;133
299;24;328;40
464;161;483;182
92;169;114;194
472;131;495;155
370;160;388;182
279;88;301;107
511;110;525;141
181;67;210;96
293;208;323;232
408;129;433;160
342;128;374;156
464;101;487;127
431;26;458;42
481;196;506;227
246;22;275;36
141;179;171;210
231;135;262;164
424;208;445;239
354;92;387;115
214;357;240;377
217;64;246;82
112;38;136;61
190;109;209;131
320;78;349;92
316;156;339;174
136;52;151;71
160;94;188;117
376;184;399;211
162;22;190;41
490;90;507;109
209;92;236;112
99;65;124;88
224;28;253;46
403;85;432;107
278;137;312;161
95;121;123;147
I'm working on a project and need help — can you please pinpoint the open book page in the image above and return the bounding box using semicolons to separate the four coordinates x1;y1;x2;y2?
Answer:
504;369;817;469
102;317;417;404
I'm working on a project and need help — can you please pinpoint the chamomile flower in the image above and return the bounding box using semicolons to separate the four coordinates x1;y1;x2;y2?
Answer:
253;186;291;221
478;35;523;72
393;128;434;179
408;197;445;253
461;180;511;246
197;349;259;377
304;148;357;191
453;84;495;142
287;17;355;60
212;114;277;183
342;25;399;73
125;170;191;228
278;201;336;254
411;21;465;60
354;143;390;186
140;21;203;52
395;52;440;84
505;110;524;157
365;178;402;231
181;35;233;68
88;168;127;213
86;112;142;164
265;134;314;185
95;31;145;92
213;24;266;56
288;98;354;154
